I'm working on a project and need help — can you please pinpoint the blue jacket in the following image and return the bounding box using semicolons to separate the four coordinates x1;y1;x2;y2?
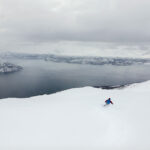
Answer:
105;99;113;104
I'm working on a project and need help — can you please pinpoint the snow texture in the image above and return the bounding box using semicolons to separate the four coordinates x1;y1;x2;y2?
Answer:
0;81;150;150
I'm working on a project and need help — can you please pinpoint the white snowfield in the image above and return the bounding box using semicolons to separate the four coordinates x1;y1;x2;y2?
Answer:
0;81;150;150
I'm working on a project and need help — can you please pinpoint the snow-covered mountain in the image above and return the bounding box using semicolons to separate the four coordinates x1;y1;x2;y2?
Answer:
1;52;150;66
0;62;22;74
0;81;150;150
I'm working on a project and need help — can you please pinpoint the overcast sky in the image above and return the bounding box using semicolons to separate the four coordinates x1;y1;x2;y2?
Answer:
0;0;150;57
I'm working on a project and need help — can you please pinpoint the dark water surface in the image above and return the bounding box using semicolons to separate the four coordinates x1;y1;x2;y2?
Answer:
0;58;150;99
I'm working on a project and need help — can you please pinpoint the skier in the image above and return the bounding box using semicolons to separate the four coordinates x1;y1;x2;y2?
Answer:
104;98;113;106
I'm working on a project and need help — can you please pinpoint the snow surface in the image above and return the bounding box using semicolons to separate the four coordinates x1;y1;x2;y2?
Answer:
0;81;150;150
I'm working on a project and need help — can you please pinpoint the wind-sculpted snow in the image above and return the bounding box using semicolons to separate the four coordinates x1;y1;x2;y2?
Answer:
0;81;150;150
1;52;150;66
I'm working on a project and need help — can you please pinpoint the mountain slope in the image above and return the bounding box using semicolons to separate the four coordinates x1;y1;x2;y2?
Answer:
0;81;150;150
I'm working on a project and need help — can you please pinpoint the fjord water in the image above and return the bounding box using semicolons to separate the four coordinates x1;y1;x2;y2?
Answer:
0;58;150;99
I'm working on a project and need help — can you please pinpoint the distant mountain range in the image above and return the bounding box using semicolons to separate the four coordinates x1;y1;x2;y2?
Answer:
1;52;150;66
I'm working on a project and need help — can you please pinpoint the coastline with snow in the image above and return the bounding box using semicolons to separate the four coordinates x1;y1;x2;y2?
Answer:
0;62;22;74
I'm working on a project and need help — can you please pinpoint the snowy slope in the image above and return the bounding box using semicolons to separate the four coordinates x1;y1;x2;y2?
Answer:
0;81;150;150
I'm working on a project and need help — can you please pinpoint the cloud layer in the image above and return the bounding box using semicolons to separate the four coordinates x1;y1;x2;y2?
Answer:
0;0;150;57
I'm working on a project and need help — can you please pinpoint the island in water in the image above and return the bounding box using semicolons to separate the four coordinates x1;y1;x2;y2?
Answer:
0;62;22;74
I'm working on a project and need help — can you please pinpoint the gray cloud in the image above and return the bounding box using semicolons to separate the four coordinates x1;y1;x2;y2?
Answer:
0;0;150;57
